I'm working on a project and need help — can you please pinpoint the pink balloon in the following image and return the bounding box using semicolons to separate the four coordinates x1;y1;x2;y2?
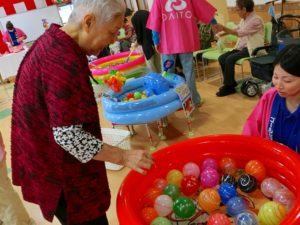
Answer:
201;158;218;171
273;188;296;212
200;168;220;188
261;178;284;198
182;162;201;178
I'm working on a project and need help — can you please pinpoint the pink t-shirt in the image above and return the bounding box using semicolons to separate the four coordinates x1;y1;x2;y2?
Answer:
147;0;216;54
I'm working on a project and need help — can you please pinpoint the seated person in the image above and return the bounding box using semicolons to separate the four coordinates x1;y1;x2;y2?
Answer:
243;44;300;153
216;0;265;97
3;21;27;50
119;8;136;52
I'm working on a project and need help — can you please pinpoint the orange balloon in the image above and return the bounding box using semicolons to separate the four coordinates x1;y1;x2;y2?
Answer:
219;157;237;175
141;207;158;224
143;187;162;207
245;160;266;182
197;188;221;213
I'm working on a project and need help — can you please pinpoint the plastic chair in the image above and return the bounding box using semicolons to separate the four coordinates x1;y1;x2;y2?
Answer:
201;22;238;81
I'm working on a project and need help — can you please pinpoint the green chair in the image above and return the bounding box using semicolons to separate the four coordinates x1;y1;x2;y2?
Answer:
193;47;216;79
201;22;238;81
234;21;273;78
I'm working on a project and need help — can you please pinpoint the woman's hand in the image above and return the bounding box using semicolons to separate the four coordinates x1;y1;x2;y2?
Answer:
121;150;154;175
17;36;25;43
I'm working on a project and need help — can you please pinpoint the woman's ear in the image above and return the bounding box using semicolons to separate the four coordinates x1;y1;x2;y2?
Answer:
82;14;96;32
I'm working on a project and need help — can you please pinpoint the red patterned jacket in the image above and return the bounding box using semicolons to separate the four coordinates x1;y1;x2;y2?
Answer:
11;24;110;224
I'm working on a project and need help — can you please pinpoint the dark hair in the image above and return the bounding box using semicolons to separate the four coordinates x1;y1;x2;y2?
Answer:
6;21;14;30
236;0;254;12
125;8;133;17
273;44;300;77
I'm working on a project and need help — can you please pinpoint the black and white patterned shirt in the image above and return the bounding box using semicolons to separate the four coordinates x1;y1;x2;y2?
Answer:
53;125;103;163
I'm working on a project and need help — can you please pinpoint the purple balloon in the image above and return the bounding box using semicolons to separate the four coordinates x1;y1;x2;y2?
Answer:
261;178;284;198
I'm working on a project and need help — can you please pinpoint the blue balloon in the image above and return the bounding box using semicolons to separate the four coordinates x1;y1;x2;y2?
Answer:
226;197;248;216
234;211;258;225
218;183;237;204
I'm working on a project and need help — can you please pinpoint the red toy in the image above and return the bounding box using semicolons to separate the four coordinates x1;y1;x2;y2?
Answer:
104;70;126;92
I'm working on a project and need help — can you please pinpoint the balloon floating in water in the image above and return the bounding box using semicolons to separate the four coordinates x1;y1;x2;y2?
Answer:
218;183;238;204
181;175;200;196
201;158;218;171
258;201;286;225
141;207;158;224
182;162;200;178
207;213;231;225
150;217;172;225
173;196;196;219
219;157;237;175
234;210;258;225
197;188;221;213
238;174;257;193
226;196;248;216
220;174;237;187
200;168;220;188
154;194;173;217
245;160;266;182
260;178;285;198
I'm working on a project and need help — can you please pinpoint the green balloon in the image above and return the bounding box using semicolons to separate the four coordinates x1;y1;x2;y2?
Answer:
173;196;196;219
163;184;180;200
150;217;172;225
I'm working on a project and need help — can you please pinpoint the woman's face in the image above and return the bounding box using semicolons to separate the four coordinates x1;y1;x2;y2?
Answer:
80;14;123;56
235;6;247;19
272;64;300;98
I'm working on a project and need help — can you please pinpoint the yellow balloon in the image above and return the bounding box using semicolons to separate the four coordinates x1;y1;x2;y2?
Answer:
166;169;183;187
258;201;287;225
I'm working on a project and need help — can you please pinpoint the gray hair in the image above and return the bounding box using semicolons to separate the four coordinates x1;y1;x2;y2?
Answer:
69;0;125;25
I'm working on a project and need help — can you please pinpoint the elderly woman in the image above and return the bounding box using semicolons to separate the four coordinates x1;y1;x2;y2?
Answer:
11;1;153;225
243;44;300;153
216;0;265;97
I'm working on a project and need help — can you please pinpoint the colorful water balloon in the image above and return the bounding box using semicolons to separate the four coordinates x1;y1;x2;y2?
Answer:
197;188;221;213
258;201;287;225
201;158;218;171
163;184;180;200
153;178;168;191
166;169;183;187
273;188;296;212
173;196;196;219
260;178;284;198
245;160;266;182
218;183;237;204
143;187;162;207
154;194;173;217
181;175;200;196
219;157;237;175
151;217;172;225
220;174;237;187
182;162;200;178
200;168;220;188
238;174;257;193
141;207;158;224
234;210;258;225
207;213;231;225
226;196;248;216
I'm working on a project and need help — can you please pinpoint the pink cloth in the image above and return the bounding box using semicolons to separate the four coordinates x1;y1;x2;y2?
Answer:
2;28;27;46
243;87;277;139
147;0;216;54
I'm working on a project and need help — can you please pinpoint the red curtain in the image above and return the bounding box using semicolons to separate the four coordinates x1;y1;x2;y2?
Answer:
0;0;54;15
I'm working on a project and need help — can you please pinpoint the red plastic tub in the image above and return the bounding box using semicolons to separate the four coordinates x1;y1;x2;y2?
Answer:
117;135;300;224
